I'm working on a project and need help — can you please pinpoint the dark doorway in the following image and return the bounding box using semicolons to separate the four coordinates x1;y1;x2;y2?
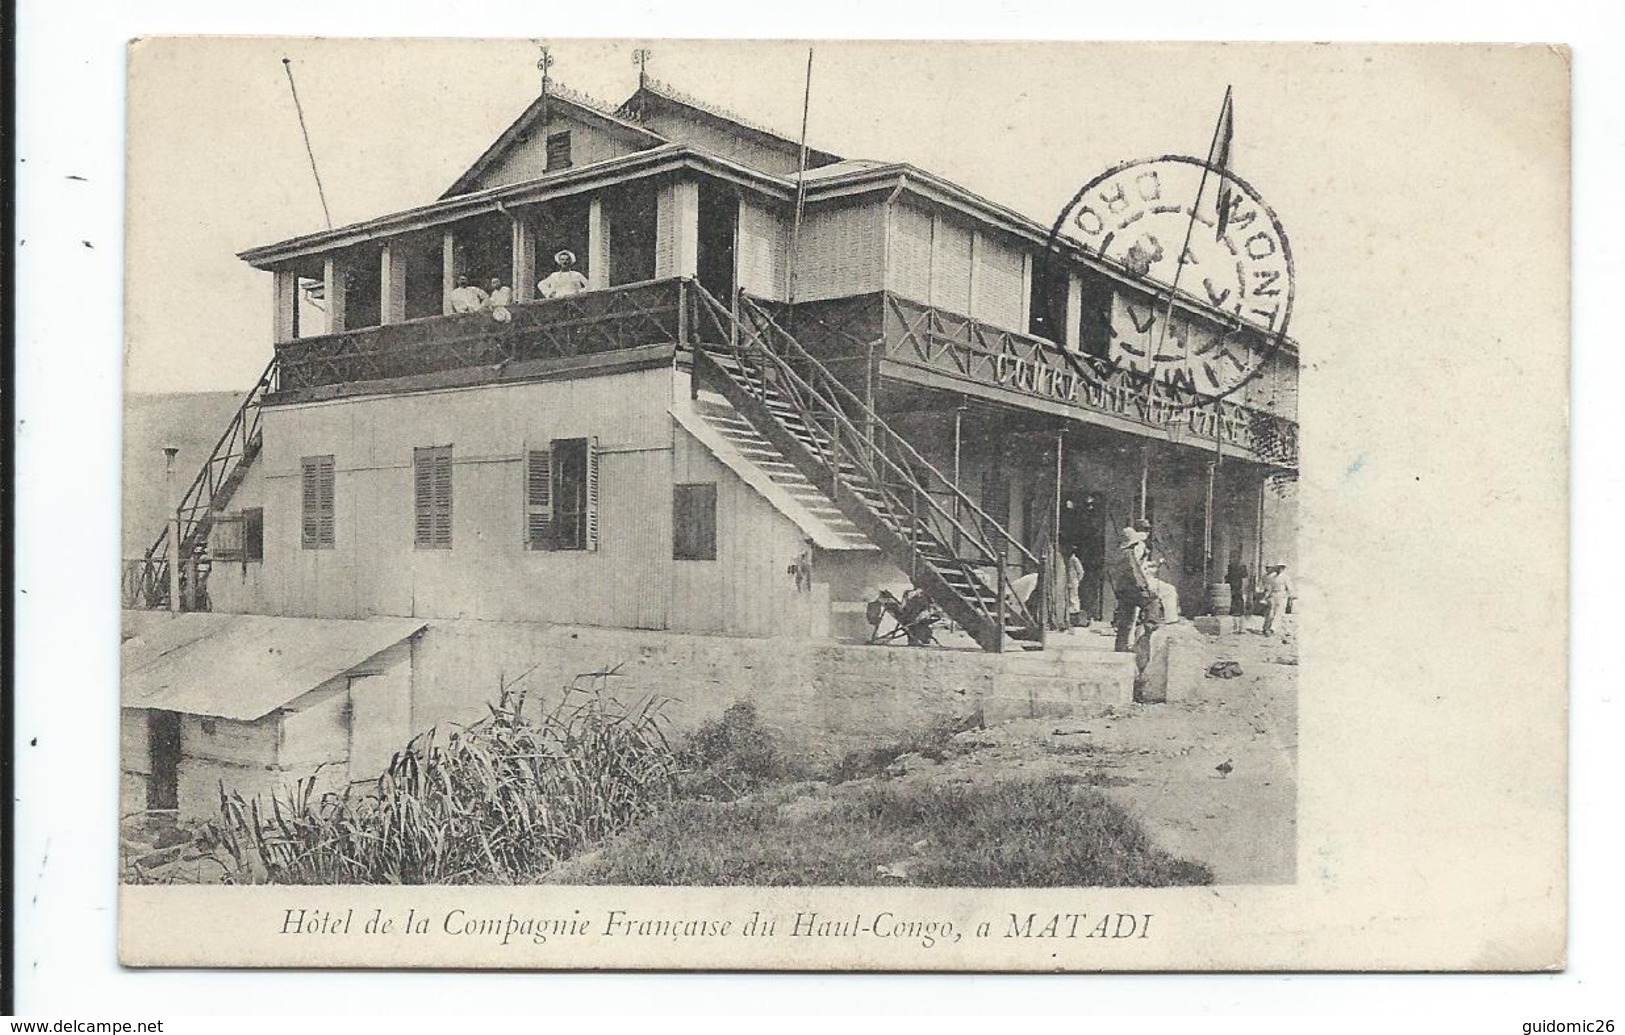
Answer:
345;248;382;329
146;710;181;812
1028;257;1069;344
1062;491;1108;621
404;238;444;320
697;183;738;302
1076;270;1115;362
607;184;658;286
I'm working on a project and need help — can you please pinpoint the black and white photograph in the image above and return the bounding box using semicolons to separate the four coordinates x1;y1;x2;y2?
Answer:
100;37;1566;972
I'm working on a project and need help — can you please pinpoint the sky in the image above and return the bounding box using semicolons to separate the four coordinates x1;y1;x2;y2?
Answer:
123;39;1565;396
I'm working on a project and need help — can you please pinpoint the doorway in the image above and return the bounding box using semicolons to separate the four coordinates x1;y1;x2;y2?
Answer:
696;183;738;303
146;710;181;812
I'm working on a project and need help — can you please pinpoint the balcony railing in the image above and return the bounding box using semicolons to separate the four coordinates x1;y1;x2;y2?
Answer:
269;277;1298;470
876;295;1298;469
275;279;690;393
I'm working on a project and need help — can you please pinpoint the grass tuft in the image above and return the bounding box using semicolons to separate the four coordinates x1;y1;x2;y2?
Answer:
549;778;1213;887
204;671;676;884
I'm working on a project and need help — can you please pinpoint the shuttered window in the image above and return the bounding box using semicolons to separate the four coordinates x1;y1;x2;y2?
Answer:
672;483;717;561
243;507;264;561
539;437;598;552
525;447;554;550
545;131;572;171
301;455;335;549
413;445;453;549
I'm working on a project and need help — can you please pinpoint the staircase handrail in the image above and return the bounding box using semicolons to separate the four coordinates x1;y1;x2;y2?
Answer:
687;285;1041;638
140;355;279;569
724;288;1039;574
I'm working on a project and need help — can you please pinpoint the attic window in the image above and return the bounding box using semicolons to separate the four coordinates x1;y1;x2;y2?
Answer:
546;131;572;172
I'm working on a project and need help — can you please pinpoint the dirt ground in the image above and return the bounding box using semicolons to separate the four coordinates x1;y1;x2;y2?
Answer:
885;620;1299;885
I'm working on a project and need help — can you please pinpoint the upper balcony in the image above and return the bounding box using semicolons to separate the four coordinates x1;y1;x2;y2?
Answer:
268;277;1298;471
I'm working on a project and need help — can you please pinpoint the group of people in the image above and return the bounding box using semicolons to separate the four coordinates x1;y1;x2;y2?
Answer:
1104;520;1296;653
446;249;591;315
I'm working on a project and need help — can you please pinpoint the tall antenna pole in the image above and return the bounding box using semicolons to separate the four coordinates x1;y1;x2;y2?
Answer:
786;47;814;308
1151;85;1232;382
281;58;332;230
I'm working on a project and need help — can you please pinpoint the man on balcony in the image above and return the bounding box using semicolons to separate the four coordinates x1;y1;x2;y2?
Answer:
448;274;488;313
537;250;589;299
486;277;513;307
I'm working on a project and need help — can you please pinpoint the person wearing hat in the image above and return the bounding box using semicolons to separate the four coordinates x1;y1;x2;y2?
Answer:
1106;525;1163;652
1260;563;1295;637
537;250;590;299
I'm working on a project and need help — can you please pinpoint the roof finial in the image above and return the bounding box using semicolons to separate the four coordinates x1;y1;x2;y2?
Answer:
536;43;554;95
632;47;653;89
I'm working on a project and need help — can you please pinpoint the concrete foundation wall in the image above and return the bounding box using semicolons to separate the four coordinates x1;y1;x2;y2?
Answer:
406;618;1133;763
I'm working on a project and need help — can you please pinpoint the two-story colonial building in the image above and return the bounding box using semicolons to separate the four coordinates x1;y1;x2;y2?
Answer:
122;72;1297;820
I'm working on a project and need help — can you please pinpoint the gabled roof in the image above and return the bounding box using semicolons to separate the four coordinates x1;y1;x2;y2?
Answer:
616;77;843;170
441;82;668;199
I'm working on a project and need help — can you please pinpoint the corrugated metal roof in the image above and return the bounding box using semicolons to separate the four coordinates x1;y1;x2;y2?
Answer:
120;612;425;721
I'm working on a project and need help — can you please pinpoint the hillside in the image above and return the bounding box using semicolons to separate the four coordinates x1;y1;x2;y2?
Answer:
122;392;246;556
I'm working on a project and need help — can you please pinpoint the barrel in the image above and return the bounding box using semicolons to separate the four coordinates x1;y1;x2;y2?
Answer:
1207;582;1232;615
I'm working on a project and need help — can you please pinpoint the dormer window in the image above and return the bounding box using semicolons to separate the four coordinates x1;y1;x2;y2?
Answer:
545;131;572;172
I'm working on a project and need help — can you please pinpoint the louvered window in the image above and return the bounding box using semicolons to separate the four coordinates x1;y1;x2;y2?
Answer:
525;447;554;550
413;445;453;549
545;131;572;172
301;455;335;549
537;437;597;552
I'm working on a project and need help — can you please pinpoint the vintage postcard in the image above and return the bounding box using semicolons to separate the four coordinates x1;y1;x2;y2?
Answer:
117;38;1568;970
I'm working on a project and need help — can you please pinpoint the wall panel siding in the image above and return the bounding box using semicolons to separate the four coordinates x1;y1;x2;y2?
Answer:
635;110;805;177
654;181;678;278
237;365;676;629
471;112;642;192
670;428;820;638
972;232;1027;332
736;197;788;300
795;203;885;301
930;217;973;314
887;201;934;304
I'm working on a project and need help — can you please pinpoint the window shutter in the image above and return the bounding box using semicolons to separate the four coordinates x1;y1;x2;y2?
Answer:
302;458;321;548
584;437;599;552
303;455;334;549
433;447;453;549
213;513;246;561
414;448;434;547
244;508;265;561
526;448;554;550
414;446;451;549
317;457;334;548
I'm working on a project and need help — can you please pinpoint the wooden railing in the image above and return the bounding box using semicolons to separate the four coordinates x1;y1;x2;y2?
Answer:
688;285;1042;650
274;279;689;392
877;294;1299;468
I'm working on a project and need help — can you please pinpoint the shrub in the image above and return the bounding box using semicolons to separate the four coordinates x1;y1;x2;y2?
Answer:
205;671;676;884
674;701;798;800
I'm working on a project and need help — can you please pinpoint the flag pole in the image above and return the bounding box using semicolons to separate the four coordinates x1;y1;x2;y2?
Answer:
282;58;332;230
786;48;814;311
1150;85;1232;372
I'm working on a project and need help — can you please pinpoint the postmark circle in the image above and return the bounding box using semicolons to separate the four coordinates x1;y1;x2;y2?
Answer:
1043;155;1296;412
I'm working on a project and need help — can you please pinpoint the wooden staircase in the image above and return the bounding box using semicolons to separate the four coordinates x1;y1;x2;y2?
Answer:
687;286;1041;652
123;357;279;610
